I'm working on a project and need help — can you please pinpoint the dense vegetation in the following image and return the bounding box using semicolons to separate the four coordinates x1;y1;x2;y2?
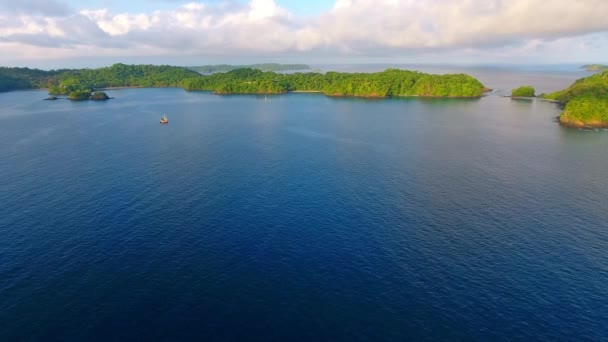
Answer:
0;67;61;91
540;71;608;103
188;63;310;74
47;63;199;95
540;71;608;127
1;63;486;99
582;64;608;72
511;86;535;97
0;63;199;93
560;97;608;127
68;90;95;101
63;90;109;101
182;68;486;97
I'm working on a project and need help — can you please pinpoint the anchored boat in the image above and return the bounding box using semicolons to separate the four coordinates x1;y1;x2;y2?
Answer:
160;115;168;124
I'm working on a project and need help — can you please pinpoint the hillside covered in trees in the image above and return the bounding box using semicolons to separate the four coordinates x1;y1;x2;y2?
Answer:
540;71;608;127
47;64;199;95
0;63;199;94
1;63;487;98
182;68;487;97
0;67;63;91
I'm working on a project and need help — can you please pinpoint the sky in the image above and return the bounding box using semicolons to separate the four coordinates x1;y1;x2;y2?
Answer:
0;0;607;68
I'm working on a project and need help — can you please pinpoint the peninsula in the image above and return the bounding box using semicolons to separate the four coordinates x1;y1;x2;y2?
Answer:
540;70;608;128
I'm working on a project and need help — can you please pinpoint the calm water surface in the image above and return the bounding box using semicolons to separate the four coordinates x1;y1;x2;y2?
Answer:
1;79;607;340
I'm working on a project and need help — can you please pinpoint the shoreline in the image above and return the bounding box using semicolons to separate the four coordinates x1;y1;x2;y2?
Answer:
98;86;181;90
29;87;608;129
559;117;608;129
507;95;562;104
215;91;484;99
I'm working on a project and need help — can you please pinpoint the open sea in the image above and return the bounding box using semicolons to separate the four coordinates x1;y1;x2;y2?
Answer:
1;65;607;340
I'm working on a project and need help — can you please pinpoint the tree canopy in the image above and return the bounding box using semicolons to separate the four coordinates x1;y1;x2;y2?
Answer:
182;68;486;97
0;67;61;91
1;63;487;99
540;71;608;127
48;63;200;95
511;86;535;97
0;63;199;94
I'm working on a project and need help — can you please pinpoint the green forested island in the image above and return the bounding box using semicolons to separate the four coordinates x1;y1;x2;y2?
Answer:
188;63;310;74
0;63;487;98
582;64;608;72
511;86;535;97
540;71;608;127
182;68;486;97
63;90;109;101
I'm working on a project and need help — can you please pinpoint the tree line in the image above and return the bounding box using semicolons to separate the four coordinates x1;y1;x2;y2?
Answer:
1;63;486;98
0;63;199;94
182;68;486;97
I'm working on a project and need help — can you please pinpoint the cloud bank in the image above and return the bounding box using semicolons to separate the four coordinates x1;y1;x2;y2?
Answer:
0;0;607;65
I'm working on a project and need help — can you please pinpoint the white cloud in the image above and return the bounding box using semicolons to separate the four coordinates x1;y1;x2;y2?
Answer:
0;0;607;64
248;0;289;21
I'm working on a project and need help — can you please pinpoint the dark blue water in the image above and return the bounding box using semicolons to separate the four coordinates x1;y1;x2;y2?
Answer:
1;87;607;340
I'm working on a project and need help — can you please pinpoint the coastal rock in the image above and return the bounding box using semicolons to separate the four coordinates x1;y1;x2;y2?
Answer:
89;91;110;100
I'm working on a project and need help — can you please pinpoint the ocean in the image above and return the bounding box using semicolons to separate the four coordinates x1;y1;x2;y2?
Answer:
1;65;607;340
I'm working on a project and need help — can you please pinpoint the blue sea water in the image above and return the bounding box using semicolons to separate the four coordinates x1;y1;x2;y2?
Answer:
1;78;608;340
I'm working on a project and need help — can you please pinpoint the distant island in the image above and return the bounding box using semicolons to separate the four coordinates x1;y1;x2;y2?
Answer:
582;64;608;72
188;63;310;74
540;70;608;128
0;63;488;98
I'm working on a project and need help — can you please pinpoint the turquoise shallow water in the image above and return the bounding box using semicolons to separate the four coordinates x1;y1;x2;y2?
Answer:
1;87;607;340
